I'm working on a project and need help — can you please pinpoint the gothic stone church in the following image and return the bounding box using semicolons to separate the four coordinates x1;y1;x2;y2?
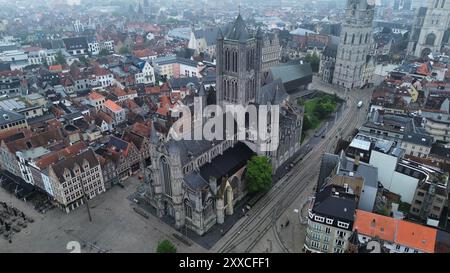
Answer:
145;15;304;235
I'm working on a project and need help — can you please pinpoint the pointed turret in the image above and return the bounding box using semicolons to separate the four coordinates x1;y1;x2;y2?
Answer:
225;14;250;42
256;26;263;40
345;229;360;253
150;121;158;144
217;28;224;40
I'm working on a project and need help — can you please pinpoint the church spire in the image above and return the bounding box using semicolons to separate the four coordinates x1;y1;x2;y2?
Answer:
217;28;224;40
150;121;159;144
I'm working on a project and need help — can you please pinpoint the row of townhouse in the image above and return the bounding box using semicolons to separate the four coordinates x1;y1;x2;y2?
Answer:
0;118;155;212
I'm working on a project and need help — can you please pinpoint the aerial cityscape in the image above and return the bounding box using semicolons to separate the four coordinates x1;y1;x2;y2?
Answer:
0;0;449;258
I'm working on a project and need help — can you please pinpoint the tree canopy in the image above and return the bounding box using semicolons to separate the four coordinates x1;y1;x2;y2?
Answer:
55;50;66;65
119;46;131;55
304;52;320;73
156;239;177;253
245;156;273;193
98;48;110;57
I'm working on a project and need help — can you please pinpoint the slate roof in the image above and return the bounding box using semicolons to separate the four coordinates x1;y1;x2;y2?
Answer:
184;171;209;190
63;37;88;51
435;229;450;253
313;184;357;221
269;62;313;92
260;78;288;105
194;27;220;46
153;56;198;67
51;149;99;182
224;14;251;42
166;139;223;166
106;136;129;153
430;144;450;159
199;142;255;181
317;153;340;193
0;109;26;126
402;132;433;147
169;77;200;91
270;63;313;85
0;63;11;72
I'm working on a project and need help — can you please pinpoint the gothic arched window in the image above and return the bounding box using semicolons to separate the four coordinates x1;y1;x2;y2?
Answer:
344;33;347;44
160;156;172;196
351;34;355;44
223;79;228;100
246;50;250;71
253;78;256;99
233;51;238;72
359;34;362;44
225;49;230;71
233;81;238;102
425;33;436;46
365;33;369;43
184;199;192;219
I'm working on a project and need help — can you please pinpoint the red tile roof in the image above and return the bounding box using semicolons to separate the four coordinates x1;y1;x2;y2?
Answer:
49;65;63;71
130;122;152;137
145;86;161;94
104;99;123;112
354;210;437;253
93;65;110;76
0;70;23;77
96;111;114;124
112;86;127;97
133;48;157;58
35;141;87;169
396;220;436;253
354;210;397;242
88;91;105;101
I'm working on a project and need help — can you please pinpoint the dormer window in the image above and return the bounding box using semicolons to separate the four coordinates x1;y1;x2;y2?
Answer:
83;159;90;170
64;168;71;180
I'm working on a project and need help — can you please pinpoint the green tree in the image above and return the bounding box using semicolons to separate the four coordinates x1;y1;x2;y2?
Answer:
99;48;110;57
55;50;66;65
78;55;88;65
156;239;177;253
304;52;320;72
302;115;312;131
119;46;131;55
245;156;272;193
315;101;335;119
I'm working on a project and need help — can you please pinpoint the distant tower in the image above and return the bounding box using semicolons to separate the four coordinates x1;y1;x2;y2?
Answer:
408;0;450;58
332;0;375;90
216;14;263;108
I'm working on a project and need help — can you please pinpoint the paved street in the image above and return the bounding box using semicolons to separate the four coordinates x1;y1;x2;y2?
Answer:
211;76;372;253
0;176;205;253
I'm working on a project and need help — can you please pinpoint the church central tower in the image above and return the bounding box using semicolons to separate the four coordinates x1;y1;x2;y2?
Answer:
216;14;263;108
332;0;375;90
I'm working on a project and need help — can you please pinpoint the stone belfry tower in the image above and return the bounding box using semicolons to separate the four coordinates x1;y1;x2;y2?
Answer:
332;0;375;90
216;14;263;108
410;0;450;58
